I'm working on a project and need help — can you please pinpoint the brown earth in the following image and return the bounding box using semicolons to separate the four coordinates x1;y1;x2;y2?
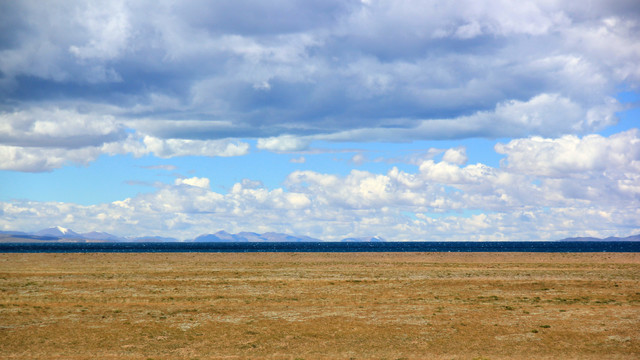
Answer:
0;252;638;359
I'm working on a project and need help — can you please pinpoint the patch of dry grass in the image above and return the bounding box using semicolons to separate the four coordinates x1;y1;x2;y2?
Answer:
1;252;638;359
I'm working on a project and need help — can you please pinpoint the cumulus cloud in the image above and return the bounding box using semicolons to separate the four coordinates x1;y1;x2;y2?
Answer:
494;129;640;206
496;129;640;177
2;131;639;240
175;177;210;189
442;147;468;165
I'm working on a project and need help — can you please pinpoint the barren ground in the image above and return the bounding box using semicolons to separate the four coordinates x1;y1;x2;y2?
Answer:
0;252;638;359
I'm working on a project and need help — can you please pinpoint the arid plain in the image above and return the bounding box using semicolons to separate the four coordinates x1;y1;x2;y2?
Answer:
1;252;638;359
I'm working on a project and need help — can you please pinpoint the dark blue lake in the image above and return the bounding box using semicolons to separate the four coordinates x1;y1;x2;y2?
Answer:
0;241;638;253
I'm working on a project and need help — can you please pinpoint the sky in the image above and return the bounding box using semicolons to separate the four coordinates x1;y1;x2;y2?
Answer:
0;0;639;241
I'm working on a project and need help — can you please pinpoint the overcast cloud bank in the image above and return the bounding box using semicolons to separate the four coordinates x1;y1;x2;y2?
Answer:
1;0;639;170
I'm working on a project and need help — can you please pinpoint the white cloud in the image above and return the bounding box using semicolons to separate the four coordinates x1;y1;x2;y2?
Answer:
0;131;147;172
0;106;251;171
419;160;467;184
175;177;210;189
495;129;640;177
142;136;249;158
494;129;640;206
0;107;126;148
257;135;310;152
442;147;467;165
0;145;96;172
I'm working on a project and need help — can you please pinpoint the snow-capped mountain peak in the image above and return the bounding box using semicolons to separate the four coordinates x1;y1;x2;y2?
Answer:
55;226;70;234
35;227;81;238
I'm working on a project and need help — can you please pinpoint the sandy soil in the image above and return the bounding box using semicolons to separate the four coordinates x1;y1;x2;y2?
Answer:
1;252;638;359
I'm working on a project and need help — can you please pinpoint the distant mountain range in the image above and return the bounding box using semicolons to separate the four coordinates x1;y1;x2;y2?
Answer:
1;227;639;243
558;234;640;242
193;231;322;243
0;227;384;243
0;227;179;243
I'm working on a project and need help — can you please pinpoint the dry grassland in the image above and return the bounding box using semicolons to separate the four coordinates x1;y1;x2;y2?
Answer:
0;252;639;359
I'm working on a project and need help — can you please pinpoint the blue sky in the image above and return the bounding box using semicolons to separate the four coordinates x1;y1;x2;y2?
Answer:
1;0;639;241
